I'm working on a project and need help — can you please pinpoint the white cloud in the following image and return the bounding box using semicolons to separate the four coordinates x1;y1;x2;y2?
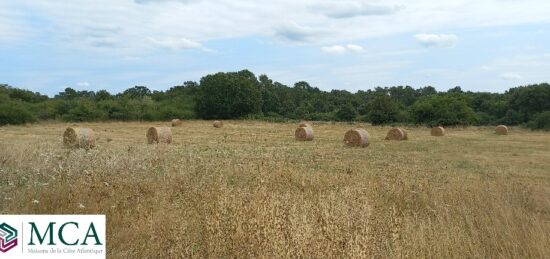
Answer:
317;2;404;19
414;33;458;48
321;44;365;55
3;0;550;53
0;2;32;42
273;22;327;43
500;73;522;80
483;54;550;84
321;45;348;55
148;37;204;50
77;81;90;87
346;44;364;53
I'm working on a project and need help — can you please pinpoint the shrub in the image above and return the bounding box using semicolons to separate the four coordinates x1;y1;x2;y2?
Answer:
310;112;336;121
61;99;106;122
335;103;357;121
527;111;550;131
410;95;479;126
364;94;400;125
0;101;37;125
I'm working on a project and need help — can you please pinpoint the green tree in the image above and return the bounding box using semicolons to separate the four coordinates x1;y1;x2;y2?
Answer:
195;71;262;119
388;86;419;106
363;94;401;125
0;101;37;125
258;75;281;114
411;95;479;125
506;83;550;123
335;103;357;121
417;86;437;97
527;111;550;131
55;87;79;100
122;86;152;99
95;90;113;101
61;98;105;122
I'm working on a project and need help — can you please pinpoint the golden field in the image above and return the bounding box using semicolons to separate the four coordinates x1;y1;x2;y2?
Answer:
0;121;549;258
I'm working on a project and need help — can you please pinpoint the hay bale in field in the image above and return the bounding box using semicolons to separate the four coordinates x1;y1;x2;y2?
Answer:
63;127;96;149
171;119;182;127
295;126;314;141
299;122;312;128
431;126;445;136
344;129;369;147
385;127;408;141
213;120;223;128
495;125;508;135
147;127;172;144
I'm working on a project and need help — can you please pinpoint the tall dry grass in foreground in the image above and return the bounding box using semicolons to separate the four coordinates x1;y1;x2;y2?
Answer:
1;121;549;258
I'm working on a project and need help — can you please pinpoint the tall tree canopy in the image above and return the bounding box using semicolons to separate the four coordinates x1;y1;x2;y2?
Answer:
195;70;262;119
1;73;550;128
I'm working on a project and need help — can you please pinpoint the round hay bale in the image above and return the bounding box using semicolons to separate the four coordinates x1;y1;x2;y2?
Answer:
495;125;508;135
171;119;182;127
147;127;172;144
213;120;223;128
385;127;408;141
299;122;312;128
295;126;314;141
344;129;369;147
63;127;96;149
431;126;445;136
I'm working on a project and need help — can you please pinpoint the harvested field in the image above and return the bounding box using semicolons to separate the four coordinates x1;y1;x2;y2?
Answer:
1;121;549;258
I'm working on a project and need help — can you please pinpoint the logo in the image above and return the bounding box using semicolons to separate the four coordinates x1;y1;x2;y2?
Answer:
0;215;105;259
0;223;18;253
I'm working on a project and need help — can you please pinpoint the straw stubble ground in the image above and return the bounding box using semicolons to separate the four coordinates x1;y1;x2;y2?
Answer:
0;121;549;258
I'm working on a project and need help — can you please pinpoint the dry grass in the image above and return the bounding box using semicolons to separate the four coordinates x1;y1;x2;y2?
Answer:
1;122;549;258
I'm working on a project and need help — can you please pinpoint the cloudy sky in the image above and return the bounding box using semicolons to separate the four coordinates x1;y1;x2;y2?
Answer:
1;0;549;96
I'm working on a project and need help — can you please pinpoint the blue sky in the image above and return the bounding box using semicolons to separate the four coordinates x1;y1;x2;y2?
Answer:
1;0;549;96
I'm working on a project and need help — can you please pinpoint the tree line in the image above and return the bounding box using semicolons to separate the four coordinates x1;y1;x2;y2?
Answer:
1;70;550;130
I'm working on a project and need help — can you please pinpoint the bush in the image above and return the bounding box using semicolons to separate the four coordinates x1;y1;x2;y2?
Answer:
364;94;400;125
527;111;550;131
410;95;479;126
0;101;37;125
157;105;195;120
501;109;524;125
61;99;106;122
475;112;497;126
395;110;412;123
246;113;288;123
294;102;315;120
335;103;357;121
32;101;58;120
507;83;550;123
310;112;336;121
